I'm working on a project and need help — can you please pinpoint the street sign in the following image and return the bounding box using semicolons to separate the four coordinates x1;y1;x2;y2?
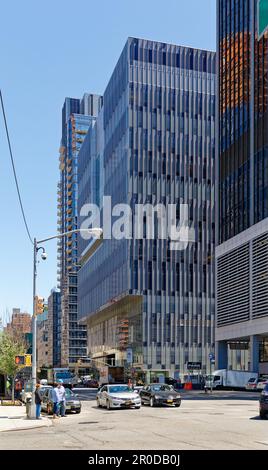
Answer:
126;348;133;365
258;0;268;39
209;353;215;361
187;361;201;370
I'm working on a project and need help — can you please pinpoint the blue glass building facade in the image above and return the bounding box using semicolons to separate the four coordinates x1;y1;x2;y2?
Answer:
216;0;268;374
47;288;61;367
78;38;216;379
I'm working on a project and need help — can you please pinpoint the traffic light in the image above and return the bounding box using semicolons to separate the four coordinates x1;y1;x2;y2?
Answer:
15;355;25;365
35;296;45;315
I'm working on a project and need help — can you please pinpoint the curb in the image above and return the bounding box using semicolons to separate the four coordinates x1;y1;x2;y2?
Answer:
0;419;52;433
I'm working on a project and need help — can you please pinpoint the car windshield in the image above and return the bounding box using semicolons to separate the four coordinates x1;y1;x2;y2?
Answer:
108;385;132;393
151;385;173;392
65;389;75;398
40;387;50;393
248;378;257;383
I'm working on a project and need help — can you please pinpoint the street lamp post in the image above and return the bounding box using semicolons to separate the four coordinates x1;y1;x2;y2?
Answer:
28;228;102;419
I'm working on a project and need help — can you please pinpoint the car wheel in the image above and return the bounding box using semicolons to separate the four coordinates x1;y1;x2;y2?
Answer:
135;406;141;409
150;397;155;407
106;400;111;410
175;403;181;407
76;409;81;414
260;410;267;419
96;398;102;408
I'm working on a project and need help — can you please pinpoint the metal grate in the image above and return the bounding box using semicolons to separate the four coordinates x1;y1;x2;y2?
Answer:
217;243;250;326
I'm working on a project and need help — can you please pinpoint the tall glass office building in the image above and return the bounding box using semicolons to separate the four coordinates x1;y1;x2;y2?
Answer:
57;94;102;368
78;38;216;381
216;0;268;374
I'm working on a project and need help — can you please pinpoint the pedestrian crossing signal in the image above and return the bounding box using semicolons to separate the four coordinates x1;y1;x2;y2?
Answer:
15;355;25;365
25;354;32;366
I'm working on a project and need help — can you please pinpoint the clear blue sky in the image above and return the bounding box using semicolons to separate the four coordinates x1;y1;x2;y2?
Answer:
0;0;216;320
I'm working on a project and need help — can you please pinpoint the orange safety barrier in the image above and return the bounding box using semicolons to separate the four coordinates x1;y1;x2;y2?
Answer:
184;382;193;390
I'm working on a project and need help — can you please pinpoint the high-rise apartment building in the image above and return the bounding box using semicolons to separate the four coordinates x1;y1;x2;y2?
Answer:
57;94;103;368
47;288;61;367
216;0;268;374
36;306;49;370
5;308;32;335
78;38;216;381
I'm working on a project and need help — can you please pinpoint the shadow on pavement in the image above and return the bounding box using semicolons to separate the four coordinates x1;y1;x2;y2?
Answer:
180;392;260;401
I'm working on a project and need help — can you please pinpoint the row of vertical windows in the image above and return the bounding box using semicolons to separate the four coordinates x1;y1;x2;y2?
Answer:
132;259;211;294
129;38;216;74
129;84;215;118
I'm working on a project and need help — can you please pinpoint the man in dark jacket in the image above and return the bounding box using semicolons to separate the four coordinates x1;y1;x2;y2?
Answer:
34;383;42;419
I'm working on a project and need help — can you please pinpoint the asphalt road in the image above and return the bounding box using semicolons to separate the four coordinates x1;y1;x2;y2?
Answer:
0;390;267;450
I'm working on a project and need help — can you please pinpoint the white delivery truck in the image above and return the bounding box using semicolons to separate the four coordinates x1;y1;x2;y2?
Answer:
205;370;258;390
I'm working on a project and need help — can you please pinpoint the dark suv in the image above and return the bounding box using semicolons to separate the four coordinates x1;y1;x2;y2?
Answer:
259;383;268;419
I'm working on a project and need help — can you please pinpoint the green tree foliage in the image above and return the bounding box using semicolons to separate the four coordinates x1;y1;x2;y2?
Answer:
0;330;26;400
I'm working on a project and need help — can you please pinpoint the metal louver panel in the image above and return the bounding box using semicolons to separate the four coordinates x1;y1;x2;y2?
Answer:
252;233;268;319
217;243;250;326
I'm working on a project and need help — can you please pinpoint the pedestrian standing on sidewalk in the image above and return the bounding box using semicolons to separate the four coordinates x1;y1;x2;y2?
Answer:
34;383;42;420
52;384;59;419
55;380;66;417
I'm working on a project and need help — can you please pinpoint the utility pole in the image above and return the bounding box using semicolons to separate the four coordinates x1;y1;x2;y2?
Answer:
28;228;102;419
29;238;37;419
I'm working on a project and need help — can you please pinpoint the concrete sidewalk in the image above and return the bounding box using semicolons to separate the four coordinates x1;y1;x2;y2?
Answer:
0;405;52;432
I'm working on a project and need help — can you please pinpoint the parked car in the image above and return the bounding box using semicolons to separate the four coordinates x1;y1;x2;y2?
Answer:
41;387;81;414
96;384;141;410
20;384;52;403
140;384;181;407
245;377;258;391
84;379;99;388
257;379;268;391
165;377;178;386
259;383;268;419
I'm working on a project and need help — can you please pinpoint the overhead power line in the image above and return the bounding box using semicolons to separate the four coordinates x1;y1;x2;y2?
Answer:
0;89;33;245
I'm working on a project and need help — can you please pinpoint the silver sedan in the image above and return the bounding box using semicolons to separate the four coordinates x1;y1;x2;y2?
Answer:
96;384;141;410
